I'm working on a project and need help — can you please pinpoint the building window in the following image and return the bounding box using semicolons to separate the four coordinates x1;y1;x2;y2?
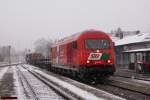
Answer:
130;53;135;63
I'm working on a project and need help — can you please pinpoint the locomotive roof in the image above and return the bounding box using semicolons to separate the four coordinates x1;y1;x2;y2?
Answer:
52;30;109;47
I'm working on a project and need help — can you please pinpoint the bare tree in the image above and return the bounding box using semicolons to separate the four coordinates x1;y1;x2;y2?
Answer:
34;38;53;58
115;27;123;39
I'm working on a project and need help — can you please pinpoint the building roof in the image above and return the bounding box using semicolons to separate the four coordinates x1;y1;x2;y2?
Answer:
114;32;150;46
110;36;120;42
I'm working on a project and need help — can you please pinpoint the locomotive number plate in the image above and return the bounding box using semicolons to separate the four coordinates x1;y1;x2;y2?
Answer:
88;53;102;60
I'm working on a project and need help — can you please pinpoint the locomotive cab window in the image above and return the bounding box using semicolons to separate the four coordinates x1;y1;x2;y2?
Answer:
102;40;109;48
72;41;77;49
85;39;109;49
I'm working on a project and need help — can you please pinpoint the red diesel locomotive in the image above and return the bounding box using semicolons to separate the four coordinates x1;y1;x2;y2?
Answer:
51;30;115;80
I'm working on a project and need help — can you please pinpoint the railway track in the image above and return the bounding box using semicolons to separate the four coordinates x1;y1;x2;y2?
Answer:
114;74;150;81
110;76;150;94
0;63;23;67
115;68;150;81
93;76;150;100
21;64;150;100
22;64;125;100
17;65;67;100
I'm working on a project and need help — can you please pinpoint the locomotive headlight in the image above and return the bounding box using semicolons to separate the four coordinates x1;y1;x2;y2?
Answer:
87;60;90;63
107;59;111;63
96;50;100;53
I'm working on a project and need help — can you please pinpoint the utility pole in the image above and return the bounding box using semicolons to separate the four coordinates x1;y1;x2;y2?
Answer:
8;45;11;66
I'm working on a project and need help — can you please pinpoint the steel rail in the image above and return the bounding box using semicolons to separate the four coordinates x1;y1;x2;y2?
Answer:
21;65;79;100
17;66;40;100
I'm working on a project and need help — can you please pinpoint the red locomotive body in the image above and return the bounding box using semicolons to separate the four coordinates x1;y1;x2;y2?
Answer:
51;30;115;80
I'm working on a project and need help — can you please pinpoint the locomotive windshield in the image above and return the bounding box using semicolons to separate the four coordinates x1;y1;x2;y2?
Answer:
85;39;109;49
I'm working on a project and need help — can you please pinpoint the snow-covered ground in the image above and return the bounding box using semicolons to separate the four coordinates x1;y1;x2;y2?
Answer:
25;64;125;100
0;66;9;80
17;65;65;100
0;62;9;67
5;64;150;100
1;64;150;100
13;65;27;100
0;66;16;97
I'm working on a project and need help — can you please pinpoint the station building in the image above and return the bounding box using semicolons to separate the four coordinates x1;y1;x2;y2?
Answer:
113;32;150;72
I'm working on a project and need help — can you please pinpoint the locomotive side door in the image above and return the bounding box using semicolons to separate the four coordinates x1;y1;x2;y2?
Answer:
56;46;60;64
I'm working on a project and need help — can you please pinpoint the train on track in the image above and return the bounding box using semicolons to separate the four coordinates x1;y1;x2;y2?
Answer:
26;30;116;82
25;53;51;69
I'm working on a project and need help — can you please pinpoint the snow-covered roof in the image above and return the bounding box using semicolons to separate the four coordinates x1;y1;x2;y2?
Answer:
115;32;150;46
123;48;150;53
110;36;120;42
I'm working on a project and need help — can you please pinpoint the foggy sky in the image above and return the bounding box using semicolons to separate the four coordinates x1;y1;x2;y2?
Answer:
0;0;150;51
